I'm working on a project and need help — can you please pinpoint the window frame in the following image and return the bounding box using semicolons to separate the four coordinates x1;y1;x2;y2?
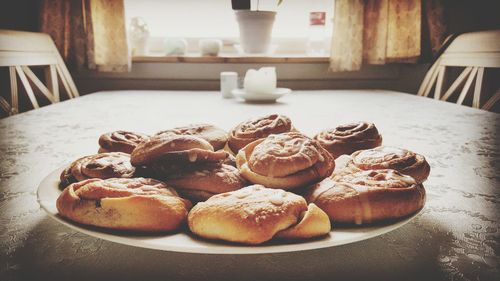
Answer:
125;0;334;60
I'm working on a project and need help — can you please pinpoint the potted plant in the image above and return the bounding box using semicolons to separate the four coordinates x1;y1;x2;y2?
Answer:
232;0;283;54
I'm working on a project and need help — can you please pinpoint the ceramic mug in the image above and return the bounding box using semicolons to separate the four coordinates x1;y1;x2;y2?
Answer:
199;39;223;56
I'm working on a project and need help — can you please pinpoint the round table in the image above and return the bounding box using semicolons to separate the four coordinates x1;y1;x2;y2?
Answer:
1;90;498;281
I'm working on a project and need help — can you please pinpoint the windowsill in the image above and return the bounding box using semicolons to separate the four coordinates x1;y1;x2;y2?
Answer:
74;63;430;95
132;54;330;64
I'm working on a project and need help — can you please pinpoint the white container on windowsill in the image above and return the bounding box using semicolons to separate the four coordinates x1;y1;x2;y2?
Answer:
164;38;187;56
199;39;222;56
129;17;151;56
235;11;276;54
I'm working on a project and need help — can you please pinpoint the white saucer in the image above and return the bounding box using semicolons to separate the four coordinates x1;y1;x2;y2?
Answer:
231;88;291;103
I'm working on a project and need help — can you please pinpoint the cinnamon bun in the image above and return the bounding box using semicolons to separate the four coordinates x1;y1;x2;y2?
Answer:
98;130;149;154
188;185;331;244
314;122;382;158
228;114;294;154
56;178;192;232
163;164;248;202
236;133;334;189
156;124;228;151
346;146;430;183
306;169;425;224
130;134;228;176
60;152;135;188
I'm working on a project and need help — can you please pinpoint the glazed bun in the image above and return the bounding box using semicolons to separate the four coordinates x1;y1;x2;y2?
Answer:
164;164;247;202
130;133;228;175
228;114;294;154
306;169;425;224
60;152;135;188
98;130;149;154
156;124;228;151
346;146;430;183
56;178;191;232
314;122;382;158
236;133;334;189
188;185;331;244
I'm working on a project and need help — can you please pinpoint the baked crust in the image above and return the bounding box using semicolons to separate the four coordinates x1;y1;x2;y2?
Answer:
236;133;335;189
314;122;382;158
305;169;425;224
98;130;149;154
56;178;192;232
163;164;248;202
147;151;235;176
156;124;228;151
188;185;330;244
221;153;236;166
60;152;135;188
130;134;227;167
275;203;331;239
347;146;430;183
228;114;293;154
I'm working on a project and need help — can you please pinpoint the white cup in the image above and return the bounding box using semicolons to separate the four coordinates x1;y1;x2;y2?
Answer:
199;39;222;56
243;67;277;94
164;38;187;56
220;72;238;98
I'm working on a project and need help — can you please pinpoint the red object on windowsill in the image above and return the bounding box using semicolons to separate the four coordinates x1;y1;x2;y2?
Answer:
309;12;326;26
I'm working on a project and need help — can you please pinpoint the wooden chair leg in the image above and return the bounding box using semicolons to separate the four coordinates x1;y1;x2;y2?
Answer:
417;62;438;96
22;66;55;103
457;67;478;105
418;61;440;98
434;65;446;100
0;97;11;114
46;65;60;102
55;53;79;98
9;66;19;114
472;67;484;108
15;66;40;109
55;64;74;99
441;67;472;101
482;89;500;111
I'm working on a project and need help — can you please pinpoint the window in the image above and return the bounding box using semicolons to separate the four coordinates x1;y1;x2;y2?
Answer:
124;0;334;57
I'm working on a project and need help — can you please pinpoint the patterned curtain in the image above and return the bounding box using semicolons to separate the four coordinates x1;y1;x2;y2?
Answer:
330;0;447;72
39;0;130;72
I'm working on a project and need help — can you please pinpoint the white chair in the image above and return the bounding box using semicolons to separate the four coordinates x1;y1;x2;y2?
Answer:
417;30;500;111
0;29;79;116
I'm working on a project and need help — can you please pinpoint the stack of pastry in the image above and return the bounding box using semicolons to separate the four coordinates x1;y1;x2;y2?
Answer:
308;122;430;224
55;115;430;244
189;185;330;244
235;132;334;189
228;114;295;154
57;178;191;231
314;121;382;158
130;126;246;202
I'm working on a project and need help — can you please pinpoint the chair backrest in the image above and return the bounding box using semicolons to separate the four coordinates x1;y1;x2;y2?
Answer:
0;29;79;116
417;30;500;111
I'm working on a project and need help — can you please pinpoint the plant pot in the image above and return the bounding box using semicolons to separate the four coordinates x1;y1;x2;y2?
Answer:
235;11;276;54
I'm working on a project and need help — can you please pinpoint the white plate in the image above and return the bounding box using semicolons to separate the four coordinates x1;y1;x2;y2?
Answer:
232;88;291;103
37;166;422;255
